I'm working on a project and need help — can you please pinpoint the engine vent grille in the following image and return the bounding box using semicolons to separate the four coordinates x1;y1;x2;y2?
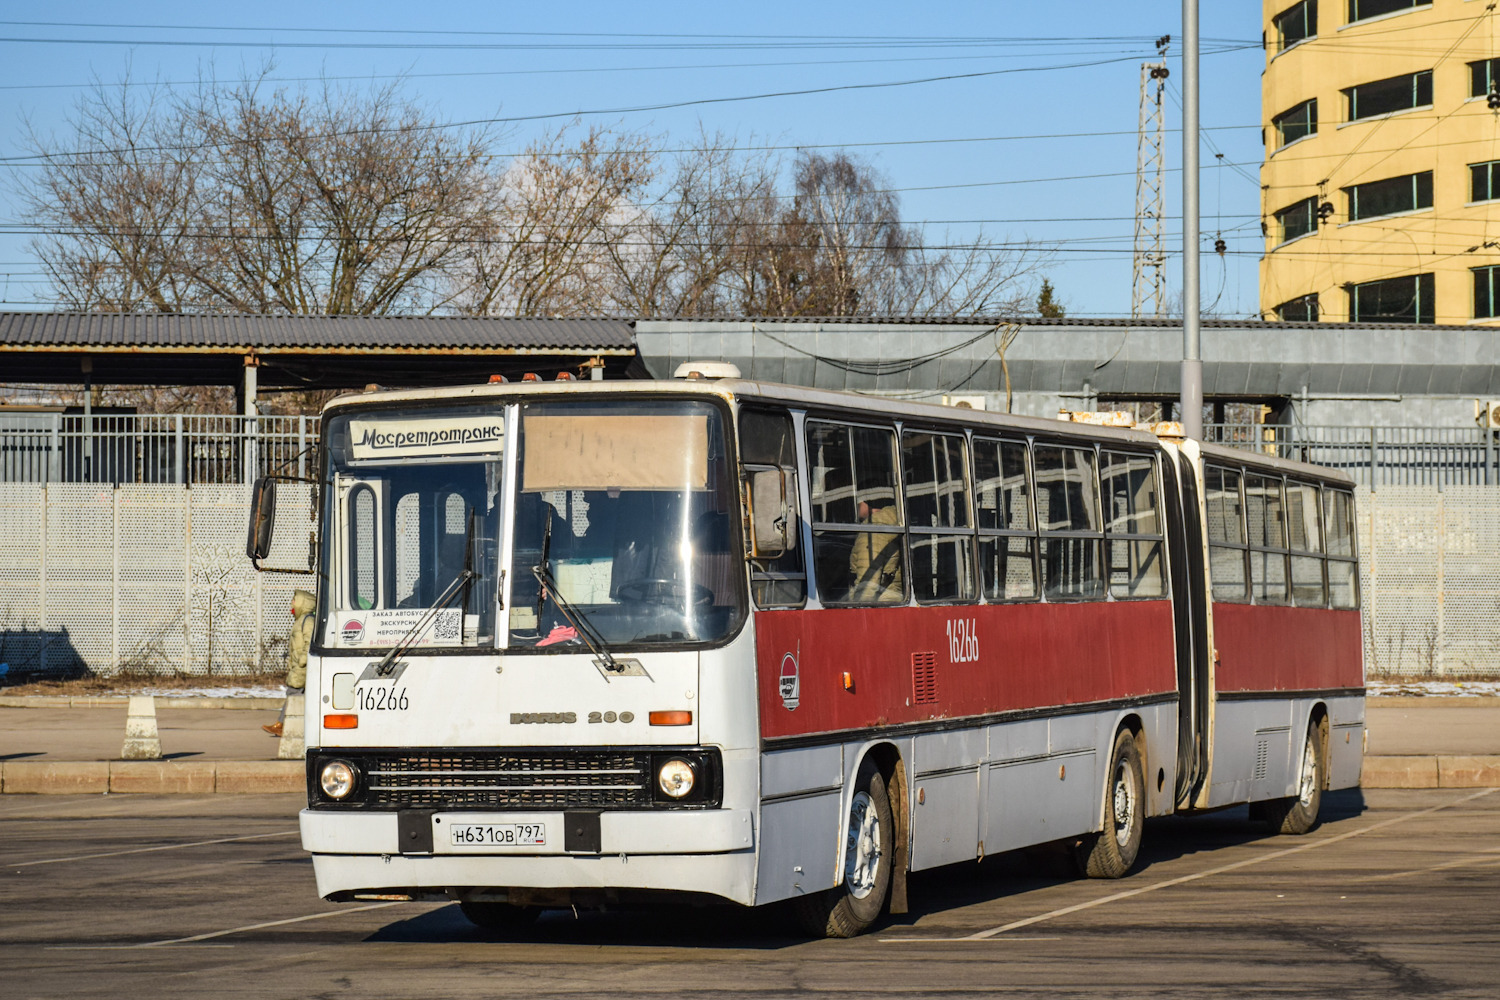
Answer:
364;751;653;809
912;651;939;705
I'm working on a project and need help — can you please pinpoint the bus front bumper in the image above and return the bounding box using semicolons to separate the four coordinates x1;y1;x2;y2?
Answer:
301;807;758;906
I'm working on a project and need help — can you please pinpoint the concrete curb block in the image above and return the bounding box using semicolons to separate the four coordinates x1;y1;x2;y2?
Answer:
1360;755;1500;789
0;696;283;710
215;762;304;794
1;760;302;794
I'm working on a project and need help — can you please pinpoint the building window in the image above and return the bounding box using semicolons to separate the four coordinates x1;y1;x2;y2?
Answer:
1276;293;1320;321
1274;197;1319;243
1349;273;1434;323
1469;58;1498;98
1274;0;1317;51
1344;171;1432;221
1471;161;1500;203
1344;70;1431;121
1474;266;1500;319
1272;98;1317;147
1347;0;1424;23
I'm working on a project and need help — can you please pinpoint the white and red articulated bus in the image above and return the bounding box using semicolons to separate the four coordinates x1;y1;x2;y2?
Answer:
247;368;1363;938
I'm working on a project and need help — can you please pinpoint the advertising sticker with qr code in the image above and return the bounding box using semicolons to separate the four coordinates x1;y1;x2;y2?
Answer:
338;609;464;647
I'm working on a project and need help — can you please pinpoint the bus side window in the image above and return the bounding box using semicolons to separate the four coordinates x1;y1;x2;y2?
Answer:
1286;481;1326;607
1101;450;1166;599
807;420;905;605
902;430;975;604
740;408;806;608
973;437;1037;601
1033;442;1103;601
1245;473;1289;604
1323;489;1360;609
1205;466;1249;602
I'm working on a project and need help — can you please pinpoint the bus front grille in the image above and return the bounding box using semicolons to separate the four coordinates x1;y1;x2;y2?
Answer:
363;751;653;809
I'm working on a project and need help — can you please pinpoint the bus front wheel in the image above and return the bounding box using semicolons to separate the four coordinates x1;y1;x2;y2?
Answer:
1075;728;1145;879
795;758;893;938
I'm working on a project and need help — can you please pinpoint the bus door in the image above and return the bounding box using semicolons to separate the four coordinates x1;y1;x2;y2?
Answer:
1162;444;1211;807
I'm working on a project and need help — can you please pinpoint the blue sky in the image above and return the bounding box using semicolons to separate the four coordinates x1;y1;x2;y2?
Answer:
0;1;1268;318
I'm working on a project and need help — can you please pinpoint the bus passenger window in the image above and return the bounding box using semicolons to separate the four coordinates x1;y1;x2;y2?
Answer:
1101;451;1166;599
973;438;1037;601
807;421;905;604
1245;473;1289;604
1324;489;1359;609
1286;481;1326;607
1204;466;1249;602
1034;443;1103;601
740;408;806;608
902;431;975;603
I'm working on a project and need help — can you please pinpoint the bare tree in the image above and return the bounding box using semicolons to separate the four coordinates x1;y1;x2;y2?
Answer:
19;72;495;316
453;124;656;317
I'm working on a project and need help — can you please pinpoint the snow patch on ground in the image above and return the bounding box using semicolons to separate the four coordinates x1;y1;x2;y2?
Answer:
1368;679;1500;698
135;685;286;699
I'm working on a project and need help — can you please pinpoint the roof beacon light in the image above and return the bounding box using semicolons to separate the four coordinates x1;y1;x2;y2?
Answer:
555;371;576;381
672;361;742;381
521;373;541;382
488;374;508;383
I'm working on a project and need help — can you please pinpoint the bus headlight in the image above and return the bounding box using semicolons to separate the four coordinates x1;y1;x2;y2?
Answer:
320;760;358;800
657;758;696;799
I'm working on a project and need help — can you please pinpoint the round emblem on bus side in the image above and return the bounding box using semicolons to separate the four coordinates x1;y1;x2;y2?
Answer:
779;652;800;711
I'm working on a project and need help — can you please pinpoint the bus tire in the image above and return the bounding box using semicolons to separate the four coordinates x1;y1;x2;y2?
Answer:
794;758;893;938
1260;719;1326;836
458;900;541;932
1075;728;1144;879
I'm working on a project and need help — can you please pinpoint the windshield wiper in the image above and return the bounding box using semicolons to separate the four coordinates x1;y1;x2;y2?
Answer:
374;509;477;677
532;505;623;672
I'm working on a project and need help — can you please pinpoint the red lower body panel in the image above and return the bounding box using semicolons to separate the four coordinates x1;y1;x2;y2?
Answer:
755;601;1178;741
1211;604;1363;694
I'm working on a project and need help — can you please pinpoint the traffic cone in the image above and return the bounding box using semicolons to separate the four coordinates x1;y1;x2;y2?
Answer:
121;695;162;760
277;693;305;760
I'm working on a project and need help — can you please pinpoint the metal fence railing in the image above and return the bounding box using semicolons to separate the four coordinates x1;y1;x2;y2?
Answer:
0;415;1492;488
0;414;318;485
1204;424;1498;488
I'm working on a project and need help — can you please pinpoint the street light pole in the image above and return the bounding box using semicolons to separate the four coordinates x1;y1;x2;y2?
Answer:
1180;0;1203;439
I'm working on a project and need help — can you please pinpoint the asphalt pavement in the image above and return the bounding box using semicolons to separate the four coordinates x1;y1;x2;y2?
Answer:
3;788;1498;998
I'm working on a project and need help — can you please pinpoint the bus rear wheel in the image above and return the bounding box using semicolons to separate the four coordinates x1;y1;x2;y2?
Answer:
794;758;893;938
1075;728;1145;879
1258;719;1326;835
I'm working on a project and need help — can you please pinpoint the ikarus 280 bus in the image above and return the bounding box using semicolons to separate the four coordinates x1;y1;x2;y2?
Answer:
246;365;1364;938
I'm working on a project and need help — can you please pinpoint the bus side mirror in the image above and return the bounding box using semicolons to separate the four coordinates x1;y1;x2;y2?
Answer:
746;466;798;559
246;476;277;565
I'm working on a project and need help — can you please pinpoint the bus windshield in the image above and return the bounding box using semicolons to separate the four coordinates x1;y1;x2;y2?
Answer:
319;397;744;652
507;398;744;649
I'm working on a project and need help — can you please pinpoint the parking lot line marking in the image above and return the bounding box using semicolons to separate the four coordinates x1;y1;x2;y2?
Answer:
885;788;1497;944
1355;846;1500;882
138;901;402;947
14;830;299;868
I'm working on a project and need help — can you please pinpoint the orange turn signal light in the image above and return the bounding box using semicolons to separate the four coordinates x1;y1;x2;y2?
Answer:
649;710;692;726
323;714;359;729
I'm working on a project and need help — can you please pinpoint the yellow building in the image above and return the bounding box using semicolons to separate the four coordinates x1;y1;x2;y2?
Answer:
1260;0;1500;325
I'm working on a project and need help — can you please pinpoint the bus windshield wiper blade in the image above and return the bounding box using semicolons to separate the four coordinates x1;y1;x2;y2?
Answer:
531;562;621;671
374;510;478;678
531;508;621;671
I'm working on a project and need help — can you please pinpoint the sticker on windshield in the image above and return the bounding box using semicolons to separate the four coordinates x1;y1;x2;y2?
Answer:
339;609;463;647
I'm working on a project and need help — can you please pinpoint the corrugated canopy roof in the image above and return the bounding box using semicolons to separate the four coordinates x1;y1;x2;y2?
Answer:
0;312;635;351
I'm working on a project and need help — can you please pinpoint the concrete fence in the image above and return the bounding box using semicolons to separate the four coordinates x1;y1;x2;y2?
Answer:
0;483;313;681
